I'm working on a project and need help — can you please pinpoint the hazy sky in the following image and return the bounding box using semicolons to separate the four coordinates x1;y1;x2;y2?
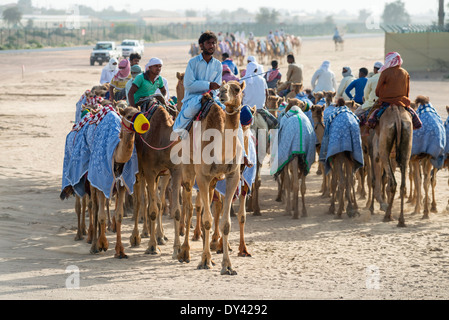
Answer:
28;0;436;15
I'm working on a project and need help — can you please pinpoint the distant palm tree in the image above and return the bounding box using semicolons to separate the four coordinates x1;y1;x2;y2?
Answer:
2;6;23;28
438;0;445;27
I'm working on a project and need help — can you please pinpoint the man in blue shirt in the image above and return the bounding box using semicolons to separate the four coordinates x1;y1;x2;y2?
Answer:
221;52;238;76
345;67;368;105
173;31;223;137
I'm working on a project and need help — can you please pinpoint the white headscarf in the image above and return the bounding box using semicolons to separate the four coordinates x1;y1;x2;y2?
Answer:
145;57;163;71
247;56;264;74
319;60;330;72
107;58;118;71
242;62;258;84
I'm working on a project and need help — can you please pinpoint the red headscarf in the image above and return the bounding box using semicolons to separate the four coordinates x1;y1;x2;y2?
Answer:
379;52;403;73
115;59;130;80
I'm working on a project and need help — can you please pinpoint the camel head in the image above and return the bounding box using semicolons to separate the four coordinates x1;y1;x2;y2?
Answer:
313;91;324;103
311;104;325;122
267;88;277;96
266;95;283;110
286;98;305;113
291;83;303;94
414;95;430;107
223;80;245;108
446;106;449;115
119;106;150;135
324;91;336;104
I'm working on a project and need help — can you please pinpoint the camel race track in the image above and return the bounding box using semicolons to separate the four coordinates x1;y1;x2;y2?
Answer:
1;33;449;302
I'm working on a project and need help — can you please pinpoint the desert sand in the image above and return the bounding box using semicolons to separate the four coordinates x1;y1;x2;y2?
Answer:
1;34;449;301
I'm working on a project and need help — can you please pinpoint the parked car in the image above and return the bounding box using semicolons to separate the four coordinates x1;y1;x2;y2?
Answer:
119;39;144;58
90;41;121;66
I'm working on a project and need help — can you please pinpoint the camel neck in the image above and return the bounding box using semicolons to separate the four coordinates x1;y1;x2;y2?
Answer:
115;129;135;164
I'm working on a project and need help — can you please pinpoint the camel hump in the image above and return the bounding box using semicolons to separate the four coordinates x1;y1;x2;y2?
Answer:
414;95;430;106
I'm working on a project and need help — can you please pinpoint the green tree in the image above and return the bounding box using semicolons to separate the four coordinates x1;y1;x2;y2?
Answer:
255;7;279;24
381;0;410;25
2;6;23;27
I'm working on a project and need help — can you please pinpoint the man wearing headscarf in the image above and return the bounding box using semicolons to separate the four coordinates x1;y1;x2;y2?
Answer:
311;60;337;93
100;58;118;84
240;61;268;110
127;57;166;107
109;59;131;104
375;52;410;108
336;66;355;100
125;64;142;104
222;64;240;83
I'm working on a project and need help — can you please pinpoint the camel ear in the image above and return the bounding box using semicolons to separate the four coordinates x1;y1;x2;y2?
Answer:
119;107;126;117
446;106;449;113
240;80;246;91
176;72;181;79
222;81;226;86
251;105;257;114
332;91;336;97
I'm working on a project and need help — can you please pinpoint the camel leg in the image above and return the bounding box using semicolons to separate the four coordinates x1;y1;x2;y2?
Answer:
284;166;292;216
291;158;300;219
329;163;338;215
252;162;262;216
192;191;202;241
81;195;87;235
178;165;195;262
156;176;170;245
145;174;160;255
87;194;94;244
220;170;240;275
169;167;182;260
422;157;432;219
74;195;84;241
211;192;223;253
90;187;108;254
275;171;283;202
179;189;186;237
345;156;358;217
196;174;215;270
300;171;307;217
336;156;345;219
130;173;144;247
412;160;422;215
379;123;397;223
141;184;150;239
373;133;388;212
114;184;127;259
407;162;414;203
430;168;438;213
107;199;113;232
238;184;251;257
89;187;99;253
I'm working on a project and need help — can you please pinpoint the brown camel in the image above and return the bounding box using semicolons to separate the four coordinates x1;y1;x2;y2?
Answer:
374;104;413;227
132;96;183;257
178;80;245;275
310;103;328;195
176;72;185;112
89;106;149;258
286;83;303;100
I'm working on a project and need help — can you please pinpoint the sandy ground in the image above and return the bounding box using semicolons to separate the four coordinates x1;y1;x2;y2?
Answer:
1;34;449;301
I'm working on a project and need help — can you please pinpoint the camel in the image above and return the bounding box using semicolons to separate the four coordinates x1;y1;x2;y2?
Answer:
408;95;446;218
333;35;344;51
256;39;267;65
193;108;257;257
133;96;183;256
321;98;363;218
89;105;150;258
290;35;302;54
275;99;315;218
247;39;256;56
189;43;199;57
176;72;185;112
265;95;283;117
178;80;246;275
373;103;413;227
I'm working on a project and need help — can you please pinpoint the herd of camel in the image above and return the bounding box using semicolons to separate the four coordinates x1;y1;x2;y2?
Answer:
60;73;449;276
190;34;302;67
